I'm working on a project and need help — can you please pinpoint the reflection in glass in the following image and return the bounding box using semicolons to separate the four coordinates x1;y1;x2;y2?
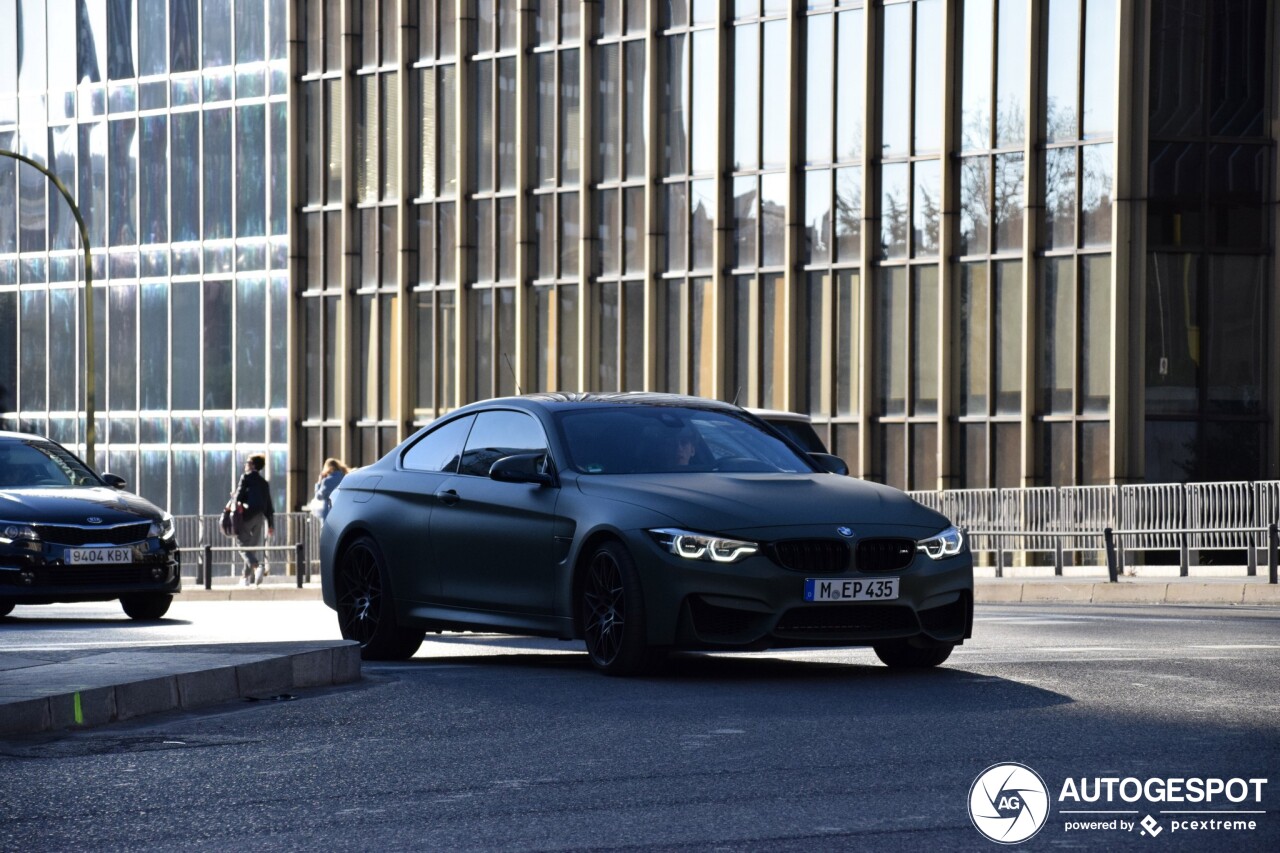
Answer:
1206;143;1267;250
1040;258;1074;413
1081;0;1116;139
911;266;939;415
1144;252;1198;415
662;35;688;176
733;176;757;268
995;0;1028;147
624;41;646;178
880;162;909;259
993;261;1022;414
835;270;860;417
760;172;786;267
875;268;907;416
1080;143;1112;247
691;30;716;176
958;263;989;415
993;152;1024;251
805;170;831;265
737;24;752;170
836;10;864;163
880;2;910;157
761;20;788;170
1044;147;1076;250
961;0;993;152
1204;255;1265;414
914;0;942;154
959;156;990;256
806;14;834;166
834;166;861;262
1045;0;1079;141
912;160;941;257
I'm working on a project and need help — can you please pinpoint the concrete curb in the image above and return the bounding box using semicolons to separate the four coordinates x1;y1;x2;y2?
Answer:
975;580;1280;605
0;641;362;737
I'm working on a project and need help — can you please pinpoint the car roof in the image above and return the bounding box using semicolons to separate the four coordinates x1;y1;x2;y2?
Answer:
468;392;747;415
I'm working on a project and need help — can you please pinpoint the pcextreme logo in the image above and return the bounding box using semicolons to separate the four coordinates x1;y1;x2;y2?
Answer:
970;764;1270;844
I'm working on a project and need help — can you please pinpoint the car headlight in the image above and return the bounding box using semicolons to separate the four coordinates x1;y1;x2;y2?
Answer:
0;523;40;545
917;525;965;560
148;514;176;541
649;528;759;564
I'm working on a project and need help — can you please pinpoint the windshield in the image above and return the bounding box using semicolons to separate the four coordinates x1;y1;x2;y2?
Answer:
556;407;816;475
0;440;101;488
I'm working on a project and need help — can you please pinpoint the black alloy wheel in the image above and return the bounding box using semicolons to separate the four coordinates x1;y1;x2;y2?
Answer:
872;639;954;668
581;540;657;676
120;592;173;621
336;536;423;661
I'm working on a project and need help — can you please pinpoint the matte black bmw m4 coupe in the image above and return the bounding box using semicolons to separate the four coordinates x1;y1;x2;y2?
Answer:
321;394;973;674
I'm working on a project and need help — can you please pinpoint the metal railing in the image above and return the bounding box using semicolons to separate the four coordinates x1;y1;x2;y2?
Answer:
175;512;323;588
171;480;1280;587
909;480;1280;583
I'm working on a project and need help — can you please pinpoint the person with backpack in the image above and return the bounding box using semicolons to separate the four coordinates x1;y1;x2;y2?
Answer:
234;453;276;587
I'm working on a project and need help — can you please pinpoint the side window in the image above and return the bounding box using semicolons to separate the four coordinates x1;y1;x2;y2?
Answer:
401;415;475;472
458;411;550;478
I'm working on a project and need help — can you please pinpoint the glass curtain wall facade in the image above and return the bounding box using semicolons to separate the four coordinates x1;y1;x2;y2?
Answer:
1;0;289;515
3;1;1278;513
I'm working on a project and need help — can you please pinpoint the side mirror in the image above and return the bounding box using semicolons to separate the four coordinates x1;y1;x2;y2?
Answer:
809;453;849;477
490;453;555;487
101;472;128;490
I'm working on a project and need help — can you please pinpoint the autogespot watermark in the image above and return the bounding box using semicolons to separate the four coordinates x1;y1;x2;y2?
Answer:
968;765;1270;844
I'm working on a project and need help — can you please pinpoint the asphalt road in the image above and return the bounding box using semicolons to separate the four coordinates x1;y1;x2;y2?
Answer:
1;602;1278;851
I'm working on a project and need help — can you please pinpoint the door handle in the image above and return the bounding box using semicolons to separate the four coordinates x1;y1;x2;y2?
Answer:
435;489;460;507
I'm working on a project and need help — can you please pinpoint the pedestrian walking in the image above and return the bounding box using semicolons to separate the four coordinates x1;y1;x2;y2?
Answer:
234;453;275;587
310;457;349;521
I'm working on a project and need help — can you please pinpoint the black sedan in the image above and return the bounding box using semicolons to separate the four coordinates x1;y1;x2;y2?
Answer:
0;431;180;620
320;394;973;675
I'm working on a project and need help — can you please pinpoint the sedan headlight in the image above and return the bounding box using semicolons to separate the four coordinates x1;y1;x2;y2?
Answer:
649;528;759;564
917;525;965;560
148;513;176;541
0;523;40;545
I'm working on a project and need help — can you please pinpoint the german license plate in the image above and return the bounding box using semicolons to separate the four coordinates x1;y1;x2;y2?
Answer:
804;577;899;602
67;547;135;565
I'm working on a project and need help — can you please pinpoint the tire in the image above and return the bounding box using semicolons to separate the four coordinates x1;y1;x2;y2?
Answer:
336;536;424;661
0;599;14;619
120;593;173;621
873;639;954;669
580;540;658;676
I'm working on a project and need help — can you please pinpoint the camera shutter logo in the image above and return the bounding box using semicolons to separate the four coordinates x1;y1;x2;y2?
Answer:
969;763;1051;844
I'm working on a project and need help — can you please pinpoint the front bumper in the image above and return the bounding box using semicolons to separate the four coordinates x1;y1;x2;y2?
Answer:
627;526;973;650
0;540;182;605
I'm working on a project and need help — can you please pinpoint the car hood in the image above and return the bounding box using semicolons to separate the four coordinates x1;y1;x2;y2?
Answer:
573;473;949;535
0;488;165;525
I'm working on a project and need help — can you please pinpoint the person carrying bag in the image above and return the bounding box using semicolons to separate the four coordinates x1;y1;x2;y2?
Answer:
232;453;275;587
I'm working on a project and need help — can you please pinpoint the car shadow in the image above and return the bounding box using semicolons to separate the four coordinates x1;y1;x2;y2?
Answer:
394;638;1074;714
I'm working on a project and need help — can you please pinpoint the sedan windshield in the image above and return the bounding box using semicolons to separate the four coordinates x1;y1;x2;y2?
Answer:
0;441;101;488
556;407;816;475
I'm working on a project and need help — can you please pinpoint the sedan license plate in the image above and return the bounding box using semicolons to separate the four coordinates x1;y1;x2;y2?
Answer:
67;547;135;565
804;577;899;602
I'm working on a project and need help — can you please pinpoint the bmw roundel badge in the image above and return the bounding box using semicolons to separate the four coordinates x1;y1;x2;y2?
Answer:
836;526;854;538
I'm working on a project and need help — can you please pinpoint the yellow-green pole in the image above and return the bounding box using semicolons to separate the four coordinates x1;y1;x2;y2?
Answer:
0;149;96;469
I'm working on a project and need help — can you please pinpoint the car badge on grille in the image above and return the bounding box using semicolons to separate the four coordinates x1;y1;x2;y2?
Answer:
836;526;854;538
86;517;103;524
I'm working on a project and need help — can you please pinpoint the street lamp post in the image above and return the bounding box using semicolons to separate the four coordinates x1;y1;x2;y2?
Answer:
1;149;96;469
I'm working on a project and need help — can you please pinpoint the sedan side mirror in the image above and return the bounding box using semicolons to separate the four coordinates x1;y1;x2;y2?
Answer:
101;472;128;490
809;453;849;476
490;453;555;487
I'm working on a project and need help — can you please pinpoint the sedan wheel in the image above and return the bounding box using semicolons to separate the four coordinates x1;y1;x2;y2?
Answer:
337;536;423;661
0;599;14;619
873;639;954;668
120;593;172;621
581;541;657;676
